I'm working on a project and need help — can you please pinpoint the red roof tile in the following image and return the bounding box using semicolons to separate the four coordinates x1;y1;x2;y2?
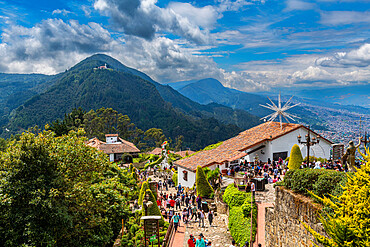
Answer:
175;122;328;172
86;136;140;154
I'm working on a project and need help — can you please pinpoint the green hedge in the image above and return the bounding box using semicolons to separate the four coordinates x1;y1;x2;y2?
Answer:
196;166;214;198
229;206;251;245
223;184;257;245
284;169;347;198
223;184;247;208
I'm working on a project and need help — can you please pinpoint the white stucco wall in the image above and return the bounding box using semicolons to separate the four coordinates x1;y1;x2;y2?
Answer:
177;166;196;188
109;153;114;162
270;128;331;160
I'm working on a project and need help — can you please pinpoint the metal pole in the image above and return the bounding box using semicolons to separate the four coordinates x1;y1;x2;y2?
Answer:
250;191;253;247
144;219;147;247
307;130;310;164
157;219;160;247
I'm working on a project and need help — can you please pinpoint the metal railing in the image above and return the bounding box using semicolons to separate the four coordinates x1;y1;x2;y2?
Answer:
161;219;175;247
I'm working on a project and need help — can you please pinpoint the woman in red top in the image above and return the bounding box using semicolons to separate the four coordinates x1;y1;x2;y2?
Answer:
187;235;195;247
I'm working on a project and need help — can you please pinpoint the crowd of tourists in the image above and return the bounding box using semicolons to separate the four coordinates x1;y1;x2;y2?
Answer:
156;183;215;231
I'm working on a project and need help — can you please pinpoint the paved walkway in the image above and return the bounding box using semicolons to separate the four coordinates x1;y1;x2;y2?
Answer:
253;183;276;247
170;224;186;247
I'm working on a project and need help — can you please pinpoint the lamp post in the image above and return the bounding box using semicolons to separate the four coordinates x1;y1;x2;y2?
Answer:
142;192;154;247
297;127;320;164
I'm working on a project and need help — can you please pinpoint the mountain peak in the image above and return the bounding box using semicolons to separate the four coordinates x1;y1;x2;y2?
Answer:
195;78;224;88
69;53;156;84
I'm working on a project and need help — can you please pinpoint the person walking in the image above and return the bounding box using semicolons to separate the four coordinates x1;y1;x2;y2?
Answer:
191;205;198;221
199;210;205;227
172;213;180;232
208;210;214;227
175;196;181;211
195;234;206;247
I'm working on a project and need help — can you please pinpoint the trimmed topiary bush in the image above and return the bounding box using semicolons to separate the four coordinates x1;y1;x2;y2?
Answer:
138;181;149;206
196;166;214;198
288;144;303;170
142;189;164;226
172;172;178;186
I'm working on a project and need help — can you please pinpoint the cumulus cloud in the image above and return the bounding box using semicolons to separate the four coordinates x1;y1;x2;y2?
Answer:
316;43;370;68
52;9;72;16
93;0;210;44
320;11;370;26
0;19;116;74
168;2;220;29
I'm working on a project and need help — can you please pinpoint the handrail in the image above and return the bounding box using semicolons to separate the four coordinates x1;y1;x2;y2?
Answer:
162;219;175;247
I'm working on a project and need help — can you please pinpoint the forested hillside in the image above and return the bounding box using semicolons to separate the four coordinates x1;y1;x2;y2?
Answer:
3;54;261;149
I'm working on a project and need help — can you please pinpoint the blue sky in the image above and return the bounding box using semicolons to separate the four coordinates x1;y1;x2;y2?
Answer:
0;0;369;92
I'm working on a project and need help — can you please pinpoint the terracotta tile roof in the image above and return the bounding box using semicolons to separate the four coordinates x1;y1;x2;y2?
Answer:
86;137;140;154
148;147;163;155
175;122;304;172
176;150;195;157
105;134;119;137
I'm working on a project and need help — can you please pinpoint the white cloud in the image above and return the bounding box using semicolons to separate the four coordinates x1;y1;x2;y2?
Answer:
52;9;72;16
168;2;220;29
285;0;316;11
320;11;370;26
316;43;370;67
93;0;211;44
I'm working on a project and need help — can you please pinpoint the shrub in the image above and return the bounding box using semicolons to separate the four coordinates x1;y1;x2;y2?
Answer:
172;172;178;186
303;147;370;246
142;189;164;226
288;144;303;170
148;181;158;200
196;166;214;198
223;184;247;208
241;195;257;243
138;181;149;205
284;169;347;198
144;156;164;169
229;206;251;245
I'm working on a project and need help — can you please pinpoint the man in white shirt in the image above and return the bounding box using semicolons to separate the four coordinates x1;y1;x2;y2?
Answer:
229;240;237;247
251;182;256;198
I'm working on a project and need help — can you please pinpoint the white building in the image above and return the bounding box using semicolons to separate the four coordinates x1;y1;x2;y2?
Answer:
86;134;140;162
175;122;333;188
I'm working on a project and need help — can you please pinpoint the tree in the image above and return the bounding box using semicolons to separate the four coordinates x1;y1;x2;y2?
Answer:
174;135;184;151
47;107;85;136
288;144;303;170
196;166;214;198
0;129;134;246
144;128;166;148
303;147;370;247
84;107;137;140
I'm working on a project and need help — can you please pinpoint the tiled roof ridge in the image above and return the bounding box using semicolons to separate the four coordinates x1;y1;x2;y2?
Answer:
175;122;303;172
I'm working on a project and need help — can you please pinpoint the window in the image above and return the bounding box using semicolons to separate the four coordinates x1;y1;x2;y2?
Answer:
225;162;229;168
183;170;188;181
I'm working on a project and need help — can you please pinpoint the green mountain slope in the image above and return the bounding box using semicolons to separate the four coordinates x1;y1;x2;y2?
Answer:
6;58;249;149
0;73;57;127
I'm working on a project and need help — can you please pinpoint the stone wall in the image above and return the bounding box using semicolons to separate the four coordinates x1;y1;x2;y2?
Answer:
265;186;327;247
